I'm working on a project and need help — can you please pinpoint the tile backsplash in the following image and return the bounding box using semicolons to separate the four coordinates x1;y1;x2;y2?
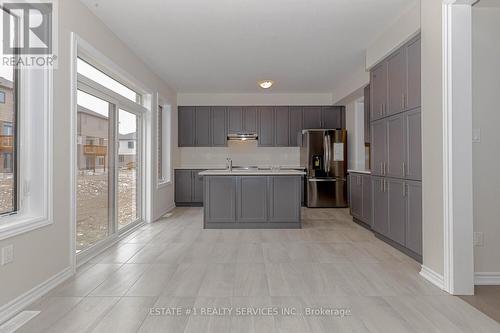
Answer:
178;141;301;168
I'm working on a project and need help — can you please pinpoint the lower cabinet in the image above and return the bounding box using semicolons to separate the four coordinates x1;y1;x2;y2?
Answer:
349;173;371;225
174;169;205;206
371;176;422;257
204;175;302;228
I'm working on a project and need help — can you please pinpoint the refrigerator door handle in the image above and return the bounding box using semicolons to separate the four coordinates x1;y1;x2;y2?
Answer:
308;178;337;182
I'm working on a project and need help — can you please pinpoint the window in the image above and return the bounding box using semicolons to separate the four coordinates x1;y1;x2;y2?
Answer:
0;10;18;216
77;58;141;104
75;48;145;256
158;104;171;184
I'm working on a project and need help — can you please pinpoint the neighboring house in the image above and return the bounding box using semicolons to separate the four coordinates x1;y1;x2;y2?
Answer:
0;77;15;174
77;105;108;172
118;132;136;168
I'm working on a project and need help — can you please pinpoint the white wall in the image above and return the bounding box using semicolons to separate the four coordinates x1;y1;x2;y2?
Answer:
177;93;333;106
0;0;176;310
366;1;421;70
421;0;444;276
472;6;500;273
341;90;367;171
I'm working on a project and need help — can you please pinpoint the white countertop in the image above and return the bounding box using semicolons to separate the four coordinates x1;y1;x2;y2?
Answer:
176;166;305;170
348;169;371;175
199;169;306;176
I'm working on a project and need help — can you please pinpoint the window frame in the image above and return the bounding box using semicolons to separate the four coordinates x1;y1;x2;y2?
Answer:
157;103;171;187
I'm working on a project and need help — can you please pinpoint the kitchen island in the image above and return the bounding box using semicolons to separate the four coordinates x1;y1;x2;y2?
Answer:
199;169;305;229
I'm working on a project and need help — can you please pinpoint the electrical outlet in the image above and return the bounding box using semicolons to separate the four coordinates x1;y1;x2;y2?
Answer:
1;245;14;265
473;232;484;247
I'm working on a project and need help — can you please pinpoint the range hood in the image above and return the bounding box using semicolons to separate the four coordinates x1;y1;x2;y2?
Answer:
227;133;258;141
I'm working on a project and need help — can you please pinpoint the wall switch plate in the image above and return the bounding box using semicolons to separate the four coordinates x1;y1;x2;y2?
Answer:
472;128;481;143
1;245;14;265
473;232;484;247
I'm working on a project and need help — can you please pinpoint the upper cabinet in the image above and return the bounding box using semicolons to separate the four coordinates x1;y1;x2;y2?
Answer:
371;36;421;121
387;49;407;116
179;105;345;147
211;107;227;147
258;106;275;147
364;85;371;144
228;106;243;134
289;107;303;147
178;106;195;147
371;62;388;121
275;107;290;147
405;37;421;111
302;107;322;129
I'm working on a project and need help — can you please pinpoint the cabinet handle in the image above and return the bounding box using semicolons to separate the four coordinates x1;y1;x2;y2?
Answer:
402;94;406;109
383;162;386;176
402;162;406;177
384;179;387;193
380;179;384;192
403;182;406;197
380;162;384;175
380;103;384;116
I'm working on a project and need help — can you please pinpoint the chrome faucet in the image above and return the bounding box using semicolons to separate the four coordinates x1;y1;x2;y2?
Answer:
226;158;233;172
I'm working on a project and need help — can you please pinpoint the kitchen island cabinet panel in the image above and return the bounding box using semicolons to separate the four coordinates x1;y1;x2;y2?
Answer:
205;176;237;223
237;176;268;222
269;176;301;223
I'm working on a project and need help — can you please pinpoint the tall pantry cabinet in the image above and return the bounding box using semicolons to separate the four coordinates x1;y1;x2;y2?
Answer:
370;35;422;261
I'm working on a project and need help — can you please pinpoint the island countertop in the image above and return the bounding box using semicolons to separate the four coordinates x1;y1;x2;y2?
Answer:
199;169;306;176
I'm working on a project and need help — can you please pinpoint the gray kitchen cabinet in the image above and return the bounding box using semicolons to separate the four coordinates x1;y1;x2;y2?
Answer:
204;176;237;223
349;174;363;220
178;106;195;147
303;106;322;129
275;106;290;146
386;113;405;179
195;107;211;146
243;107;257;133
370;62;388;121
237;176;268;222
349;173;372;226
372;176;389;237
192;170;204;203
322;106;342;129
364;85;371;144
406;37;421;111
258;106;275;146
289;107;303;147
174;169;192;204
404;108;422;180
228;107;243;134
387;178;406;246
204;175;302;228
371;119;387;177
405;181;422;255
269;176;301;223
175;169;204;206
387;49;407;116
362;174;372;225
211;107;227;147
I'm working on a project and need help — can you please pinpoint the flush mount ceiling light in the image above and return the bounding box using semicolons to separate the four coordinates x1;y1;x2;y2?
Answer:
258;80;274;89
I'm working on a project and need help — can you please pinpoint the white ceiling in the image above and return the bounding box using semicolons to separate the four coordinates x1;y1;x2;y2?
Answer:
82;0;415;93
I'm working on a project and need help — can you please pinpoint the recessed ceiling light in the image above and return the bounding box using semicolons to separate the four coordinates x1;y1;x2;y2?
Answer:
258;80;274;89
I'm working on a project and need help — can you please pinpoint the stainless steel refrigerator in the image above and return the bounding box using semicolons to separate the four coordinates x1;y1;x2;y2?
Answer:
300;129;348;208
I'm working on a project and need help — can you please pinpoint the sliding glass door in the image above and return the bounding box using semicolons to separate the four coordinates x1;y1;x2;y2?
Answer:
76;90;114;252
118;109;141;230
75;79;144;256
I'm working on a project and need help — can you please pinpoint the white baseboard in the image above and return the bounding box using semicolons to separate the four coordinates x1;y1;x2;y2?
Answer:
474;272;500;285
420;265;445;290
0;266;74;325
154;203;176;222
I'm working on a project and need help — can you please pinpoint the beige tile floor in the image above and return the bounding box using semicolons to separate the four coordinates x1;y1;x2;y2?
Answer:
17;207;500;332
